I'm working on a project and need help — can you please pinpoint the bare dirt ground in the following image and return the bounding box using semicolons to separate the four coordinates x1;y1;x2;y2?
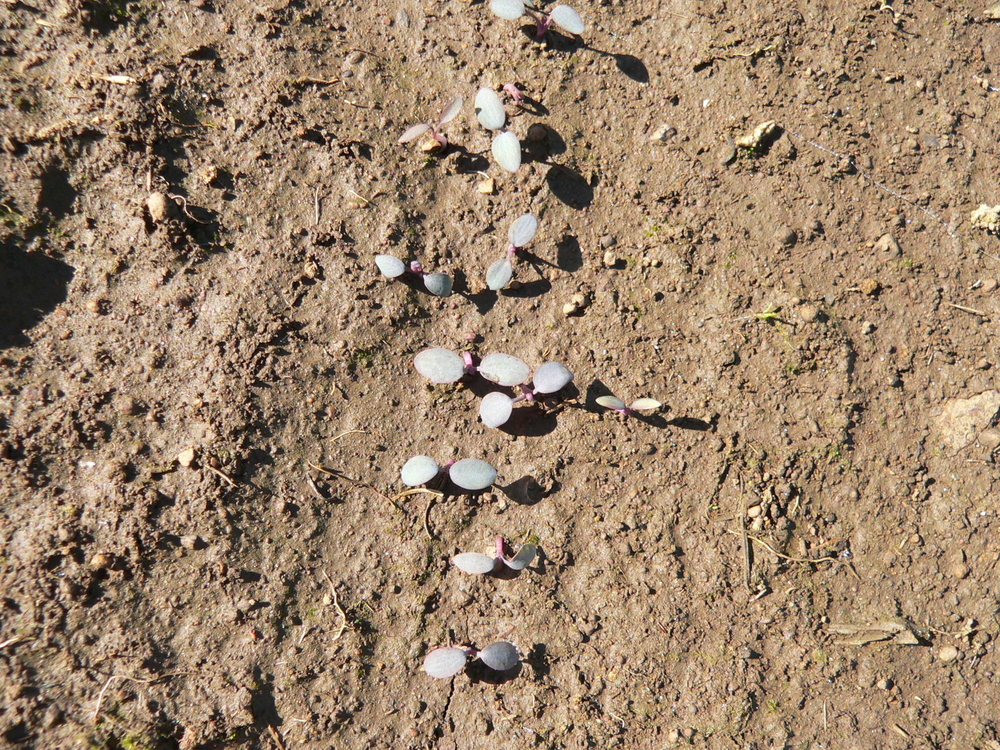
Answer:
3;0;1000;747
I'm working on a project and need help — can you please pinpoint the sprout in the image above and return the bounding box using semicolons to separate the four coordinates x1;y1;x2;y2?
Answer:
596;395;662;416
479;353;530;387
414;347;467;383
486;258;514;291
489;0;584;39
478;641;520;671
452;552;500;575
449;458;498;491
502;82;525;105
480;391;514;428
423;646;473;679
532;362;573;394
401;455;441;486
492;131;522;173
485;213;539;291
375;255;453;297
474;87;506;131
400;96;464;150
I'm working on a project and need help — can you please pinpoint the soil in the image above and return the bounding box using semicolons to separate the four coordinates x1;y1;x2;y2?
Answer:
2;0;1000;748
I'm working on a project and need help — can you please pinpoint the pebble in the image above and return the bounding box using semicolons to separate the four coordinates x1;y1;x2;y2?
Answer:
775;226;798;247
89;552;114;570
874;233;902;256
861;321;875;334
602;250;618;268
180;534;202;550
177;448;197;468
649;124;676;144
799;304;820;323
600;234;617;249
938;645;960;663
859;278;880;296
146;192;172;223
526;123;548;143
975;357;991;370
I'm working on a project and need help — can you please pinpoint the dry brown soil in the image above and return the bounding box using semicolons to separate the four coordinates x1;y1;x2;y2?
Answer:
3;0;1000;747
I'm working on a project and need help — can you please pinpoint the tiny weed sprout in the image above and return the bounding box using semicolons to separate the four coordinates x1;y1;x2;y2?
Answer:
452;552;500;575
596;395;662;416
423;646;475;679
413;347;476;383
449;458;498;491
474;87;506;131
490;0;584;40
491;130;522;173
375;255;453;296
486;213;539;291
478;641;520;671
401;455;441;486
399;96;464;151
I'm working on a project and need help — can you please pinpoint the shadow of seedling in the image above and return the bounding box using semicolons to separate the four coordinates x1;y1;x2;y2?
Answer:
555;234;583;271
584;45;649;83
666;415;717;432
467;658;523;685
546;163;594;209
496;474;549;506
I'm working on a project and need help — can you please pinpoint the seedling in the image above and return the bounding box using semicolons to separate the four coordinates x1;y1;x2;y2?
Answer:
375;255;454;297
399;454;498;492
596;395;662;416
452;536;538;574
423;640;520;679
479;361;574;428
490;0;584;40
398;96;464;151
502;83;525;106
486;213;539;291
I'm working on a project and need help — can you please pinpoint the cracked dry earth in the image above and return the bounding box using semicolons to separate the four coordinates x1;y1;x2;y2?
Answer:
3;0;1000;748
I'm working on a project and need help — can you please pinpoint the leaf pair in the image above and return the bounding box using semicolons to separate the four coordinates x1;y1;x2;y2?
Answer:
486;213;539;291
423;641;519;679
400;455;498;491
452;537;537;575
398;96;464;147
375;255;453;297
595;395;661;415
490;0;585;36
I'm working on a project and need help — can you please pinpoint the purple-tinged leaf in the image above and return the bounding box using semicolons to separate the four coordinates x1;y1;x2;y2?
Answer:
508;213;538;248
596;395;627;411
478;641;519;671
474;88;506;131
423;647;469;679
375;254;406;278
449;459;497;491
532;362;573;393
480;391;514;428
401;455;440;486
503;543;536;570
423;273;454;297
479;353;530;387
550;4;584;34
486;258;514;291
399;123;431;144
491;0;525;19
437;96;464;127
630;398;662;411
452;552;499;575
414;348;466;383
492;131;521;173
